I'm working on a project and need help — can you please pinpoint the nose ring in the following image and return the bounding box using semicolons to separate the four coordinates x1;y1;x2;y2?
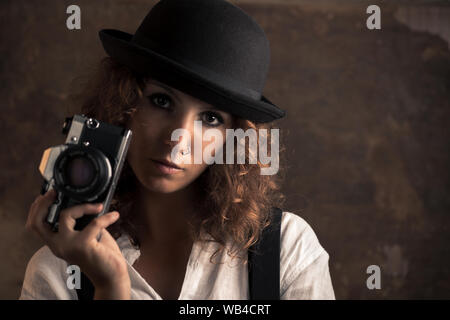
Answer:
181;146;191;156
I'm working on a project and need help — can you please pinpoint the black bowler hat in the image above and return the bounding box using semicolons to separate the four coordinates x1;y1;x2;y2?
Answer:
99;0;286;123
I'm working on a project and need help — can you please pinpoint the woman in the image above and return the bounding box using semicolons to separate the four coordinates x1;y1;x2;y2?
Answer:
20;0;335;300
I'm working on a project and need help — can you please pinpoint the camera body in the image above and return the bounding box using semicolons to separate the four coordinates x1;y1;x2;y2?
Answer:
39;114;132;231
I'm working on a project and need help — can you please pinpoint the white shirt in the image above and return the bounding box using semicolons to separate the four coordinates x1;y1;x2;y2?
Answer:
19;211;335;300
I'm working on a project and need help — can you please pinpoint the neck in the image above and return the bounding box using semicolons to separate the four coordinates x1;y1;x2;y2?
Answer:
131;179;202;247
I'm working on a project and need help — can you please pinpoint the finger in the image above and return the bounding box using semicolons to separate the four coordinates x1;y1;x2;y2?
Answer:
58;203;104;233
26;189;56;228
95;227;117;247
27;189;58;241
26;189;56;231
81;211;120;242
96;228;104;242
29;193;43;213
25;197;40;230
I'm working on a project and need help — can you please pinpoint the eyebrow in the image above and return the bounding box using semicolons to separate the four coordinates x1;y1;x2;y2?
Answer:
147;80;182;104
147;79;226;113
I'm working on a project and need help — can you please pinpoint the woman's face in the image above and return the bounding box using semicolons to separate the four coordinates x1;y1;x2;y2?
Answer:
126;78;234;193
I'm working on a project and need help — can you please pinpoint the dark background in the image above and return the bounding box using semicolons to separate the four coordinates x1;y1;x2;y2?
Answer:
1;0;449;299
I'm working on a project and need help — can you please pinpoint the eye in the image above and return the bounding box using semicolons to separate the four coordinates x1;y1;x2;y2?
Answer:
202;111;224;127
148;93;172;109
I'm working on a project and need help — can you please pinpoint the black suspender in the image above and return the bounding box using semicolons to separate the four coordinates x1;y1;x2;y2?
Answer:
248;207;282;300
76;268;95;300
76;206;282;300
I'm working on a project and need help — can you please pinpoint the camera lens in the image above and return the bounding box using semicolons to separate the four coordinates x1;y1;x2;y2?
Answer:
54;145;112;201
65;156;95;187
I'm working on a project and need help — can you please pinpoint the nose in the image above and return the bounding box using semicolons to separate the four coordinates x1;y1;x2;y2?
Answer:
162;110;197;151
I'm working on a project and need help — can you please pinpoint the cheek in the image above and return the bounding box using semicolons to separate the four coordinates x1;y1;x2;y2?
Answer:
182;163;209;186
200;129;226;161
129;113;160;149
126;115;159;167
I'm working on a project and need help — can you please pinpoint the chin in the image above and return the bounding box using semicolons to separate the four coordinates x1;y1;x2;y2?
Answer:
143;176;192;194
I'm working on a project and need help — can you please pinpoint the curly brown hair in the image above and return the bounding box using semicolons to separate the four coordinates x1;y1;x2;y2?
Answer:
68;57;286;263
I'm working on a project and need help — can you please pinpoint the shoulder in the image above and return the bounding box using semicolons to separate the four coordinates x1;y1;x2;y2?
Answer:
19;246;75;300
279;210;329;285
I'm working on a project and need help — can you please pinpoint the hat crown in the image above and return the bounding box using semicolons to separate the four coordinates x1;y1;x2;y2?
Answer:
131;0;270;94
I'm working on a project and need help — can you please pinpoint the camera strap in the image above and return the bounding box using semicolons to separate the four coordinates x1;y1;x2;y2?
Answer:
76;207;282;300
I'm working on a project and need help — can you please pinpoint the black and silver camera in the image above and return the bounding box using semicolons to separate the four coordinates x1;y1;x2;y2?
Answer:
38;114;132;232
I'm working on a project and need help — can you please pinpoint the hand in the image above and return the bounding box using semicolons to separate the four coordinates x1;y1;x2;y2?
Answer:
25;189;131;299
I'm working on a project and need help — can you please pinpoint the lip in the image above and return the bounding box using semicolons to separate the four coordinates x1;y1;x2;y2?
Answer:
151;159;184;174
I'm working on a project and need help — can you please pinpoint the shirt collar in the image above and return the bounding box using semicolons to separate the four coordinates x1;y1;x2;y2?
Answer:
116;233;141;266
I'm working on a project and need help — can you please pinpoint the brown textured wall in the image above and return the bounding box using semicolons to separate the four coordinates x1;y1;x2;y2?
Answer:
1;0;449;299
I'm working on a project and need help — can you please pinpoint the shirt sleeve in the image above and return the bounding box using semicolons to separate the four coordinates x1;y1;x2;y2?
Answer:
18;246;77;300
279;211;336;300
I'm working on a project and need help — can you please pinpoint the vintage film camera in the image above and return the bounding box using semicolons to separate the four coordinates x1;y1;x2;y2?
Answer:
38;114;132;232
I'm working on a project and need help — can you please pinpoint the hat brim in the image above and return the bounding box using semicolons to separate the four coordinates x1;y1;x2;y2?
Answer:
99;29;286;123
